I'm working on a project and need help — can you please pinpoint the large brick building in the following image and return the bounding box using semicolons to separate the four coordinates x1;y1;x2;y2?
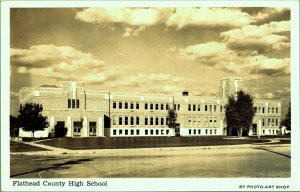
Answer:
18;77;281;138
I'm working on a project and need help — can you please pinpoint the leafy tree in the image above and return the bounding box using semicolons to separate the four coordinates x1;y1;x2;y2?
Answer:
225;90;255;137
167;108;178;136
18;103;49;140
10;115;19;137
281;102;291;130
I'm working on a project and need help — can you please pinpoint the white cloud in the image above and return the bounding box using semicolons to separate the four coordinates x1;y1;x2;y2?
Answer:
75;7;173;26
166;7;252;29
221;20;290;52
11;44;105;70
254;7;289;21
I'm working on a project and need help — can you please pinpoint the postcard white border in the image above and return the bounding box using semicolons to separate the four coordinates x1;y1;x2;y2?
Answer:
1;1;299;191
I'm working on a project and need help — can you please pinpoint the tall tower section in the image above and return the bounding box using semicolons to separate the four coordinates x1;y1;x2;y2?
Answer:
219;77;242;99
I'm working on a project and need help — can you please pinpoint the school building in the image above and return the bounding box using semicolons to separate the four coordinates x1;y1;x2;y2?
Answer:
18;77;281;138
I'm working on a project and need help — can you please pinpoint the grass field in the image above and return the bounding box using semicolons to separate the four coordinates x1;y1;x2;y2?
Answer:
10;141;50;152
36;136;272;150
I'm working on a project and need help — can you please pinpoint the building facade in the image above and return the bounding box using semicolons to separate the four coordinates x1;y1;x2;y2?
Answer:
18;78;281;138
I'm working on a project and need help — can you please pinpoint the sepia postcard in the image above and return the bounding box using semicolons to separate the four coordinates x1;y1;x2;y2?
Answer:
1;0;300;191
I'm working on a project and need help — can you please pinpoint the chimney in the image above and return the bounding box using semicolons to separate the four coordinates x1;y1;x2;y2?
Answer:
182;91;189;96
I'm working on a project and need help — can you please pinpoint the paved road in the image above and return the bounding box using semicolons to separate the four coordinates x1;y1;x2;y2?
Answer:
11;145;290;178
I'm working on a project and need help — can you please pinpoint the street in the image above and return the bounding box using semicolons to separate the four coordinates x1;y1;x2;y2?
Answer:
11;145;290;178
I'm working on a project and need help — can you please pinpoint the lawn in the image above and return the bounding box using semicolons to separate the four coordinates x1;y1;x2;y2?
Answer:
10;141;50;152
37;136;269;150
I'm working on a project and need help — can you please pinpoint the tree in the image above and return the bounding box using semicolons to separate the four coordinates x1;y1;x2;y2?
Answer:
167;108;178;136
281;102;291;131
225;90;255;137
18;103;49;140
10;115;19;138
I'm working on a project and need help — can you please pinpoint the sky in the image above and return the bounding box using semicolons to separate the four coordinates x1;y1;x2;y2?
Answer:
10;7;291;117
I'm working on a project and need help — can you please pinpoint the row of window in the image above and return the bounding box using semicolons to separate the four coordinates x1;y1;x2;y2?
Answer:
112;129;170;136
68;99;80;109
112;116;168;126
112;101;173;111
73;121;96;136
188;129;217;135
254;107;279;114
262;118;280;127
188;116;218;127
188;104;224;113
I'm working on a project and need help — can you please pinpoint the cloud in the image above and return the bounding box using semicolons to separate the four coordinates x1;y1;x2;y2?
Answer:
75;7;172;26
11;44;105;70
166;7;252;29
254;7;289;22
107;73;187;93
123;26;147;37
10;44;129;84
247;56;290;76
221;20;290;52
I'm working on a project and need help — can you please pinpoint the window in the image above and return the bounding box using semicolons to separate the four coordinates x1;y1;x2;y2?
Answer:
73;121;82;136
72;99;75;108
76;99;80;108
156;117;159;125
125;130;128;135
161;117;164;125
262;107;265;113
155;104;159;110
205;129;208;134
188;104;191;111
272;108;274;113
119;101;122;109
262;118;265;126
125;102;128;109
268;107;270;113
198;129;201;134
189;129;191;134
150;117;153;125
214;129;217;134
119;129;122;135
145;130;148;135
130;116;134;125
193;105;196;111
136;102;139;109
174;104;176;111
254;107;257;113
166;130;169;135
268;118;270;126
198;117;201;125
130;102;134;109
205;105;208;111
193;117;197;126
188;117;192;126
89;122;97;136
161;104;164;110
119;116;122;125
113;116;116;125
214;105;216;112
275;119;278;126
150;130;154;135
258;107;261;113
145;103;148;110
166;118;169;125
136;117;140;125
220;106;223;113
125;116;128;125
161;130;164;135
68;99;79;109
113;101;116;109
209;105;212;112
210;129;212;134
198;105;201;111
145;117;148;125
150;103;153;110
166;104;169;110
177;104;180;111
276;108;278;113
131;129;134;135
136;129;140;135
156;130;159;135
262;130;265;134
113;130;117;135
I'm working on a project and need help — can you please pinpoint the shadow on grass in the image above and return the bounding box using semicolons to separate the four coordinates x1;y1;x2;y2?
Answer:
10;158;93;177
